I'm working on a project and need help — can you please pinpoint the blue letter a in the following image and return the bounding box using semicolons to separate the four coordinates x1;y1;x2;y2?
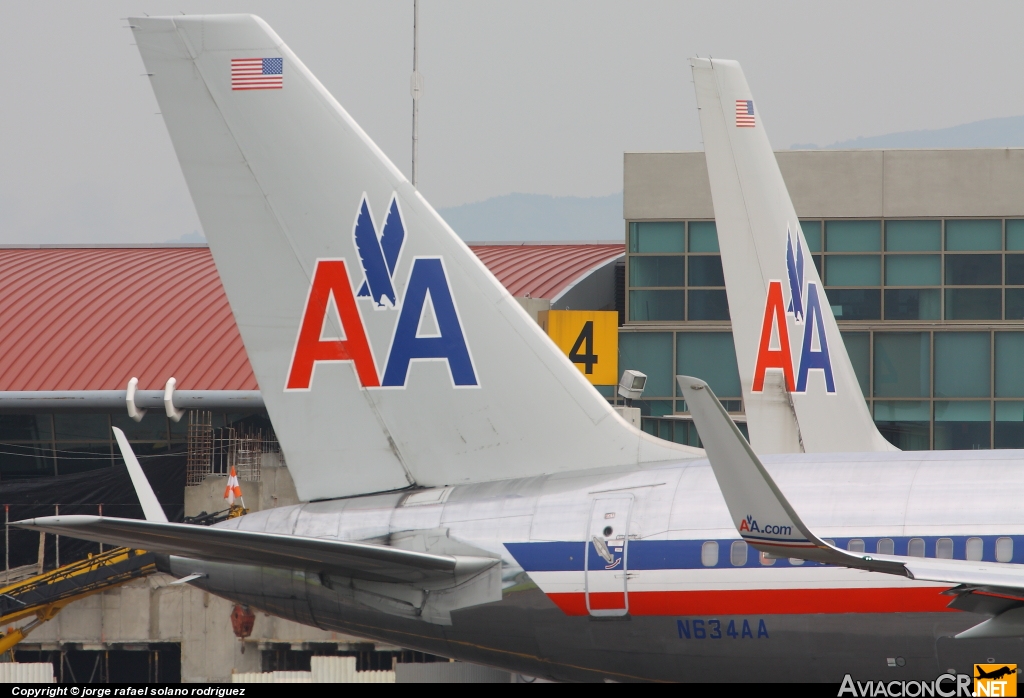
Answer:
382;258;477;387
796;283;835;393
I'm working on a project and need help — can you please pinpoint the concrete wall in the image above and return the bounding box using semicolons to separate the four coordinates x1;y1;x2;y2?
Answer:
395;661;511;683
184;455;300;517
513;297;551;323
27;573;382;682
624;149;1024;220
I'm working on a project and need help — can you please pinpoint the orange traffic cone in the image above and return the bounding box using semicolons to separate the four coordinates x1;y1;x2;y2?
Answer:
224;466;242;506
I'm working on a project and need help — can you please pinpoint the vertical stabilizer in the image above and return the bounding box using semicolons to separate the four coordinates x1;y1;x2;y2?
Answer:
131;15;698;500
690;58;894;453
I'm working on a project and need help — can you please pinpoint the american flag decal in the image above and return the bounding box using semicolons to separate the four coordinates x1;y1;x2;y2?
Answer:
231;57;283;90
736;99;755;127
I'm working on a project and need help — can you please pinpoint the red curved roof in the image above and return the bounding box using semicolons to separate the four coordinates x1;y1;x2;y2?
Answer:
469;243;623;300
0;244;622;391
0;247;255;391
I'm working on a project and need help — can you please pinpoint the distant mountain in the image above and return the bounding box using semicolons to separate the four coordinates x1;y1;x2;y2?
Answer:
790;115;1024;150
437;192;624;243
167;230;206;243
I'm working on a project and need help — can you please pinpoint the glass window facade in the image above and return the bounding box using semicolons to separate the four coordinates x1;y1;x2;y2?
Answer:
627;326;1024;450
676;333;741;399
886;220;941;251
628;218;1024;323
626;221;728;322
623;217;1024;450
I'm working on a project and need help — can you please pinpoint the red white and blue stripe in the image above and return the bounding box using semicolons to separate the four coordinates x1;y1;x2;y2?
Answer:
505;535;1024;617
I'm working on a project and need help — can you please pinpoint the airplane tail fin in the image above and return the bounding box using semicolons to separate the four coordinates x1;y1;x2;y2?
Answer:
689;58;894;453
131;15;697;500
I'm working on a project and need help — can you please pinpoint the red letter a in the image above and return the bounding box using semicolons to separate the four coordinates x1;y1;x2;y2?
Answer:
752;280;795;392
286;260;379;389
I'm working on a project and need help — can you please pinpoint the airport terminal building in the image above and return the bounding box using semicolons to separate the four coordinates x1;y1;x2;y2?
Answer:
623;148;1024;451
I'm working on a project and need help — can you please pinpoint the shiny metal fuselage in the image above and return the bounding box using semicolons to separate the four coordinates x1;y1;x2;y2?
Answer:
172;450;1024;682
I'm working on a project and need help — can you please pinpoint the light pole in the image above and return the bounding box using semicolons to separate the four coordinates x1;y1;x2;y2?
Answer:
411;0;422;187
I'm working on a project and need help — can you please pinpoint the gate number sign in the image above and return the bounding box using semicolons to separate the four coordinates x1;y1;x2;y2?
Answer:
539;310;618;386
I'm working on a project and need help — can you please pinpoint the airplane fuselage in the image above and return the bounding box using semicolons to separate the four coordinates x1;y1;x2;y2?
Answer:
171;449;1024;682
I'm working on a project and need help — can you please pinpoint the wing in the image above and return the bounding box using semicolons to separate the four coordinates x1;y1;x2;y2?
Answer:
678;374;1024;639
15;516;495;585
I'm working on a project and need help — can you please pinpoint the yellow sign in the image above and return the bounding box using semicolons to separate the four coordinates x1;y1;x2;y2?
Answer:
539;310;618;385
975;664;1018;697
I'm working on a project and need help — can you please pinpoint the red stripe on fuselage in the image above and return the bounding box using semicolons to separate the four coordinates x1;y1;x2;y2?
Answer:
546;588;956;617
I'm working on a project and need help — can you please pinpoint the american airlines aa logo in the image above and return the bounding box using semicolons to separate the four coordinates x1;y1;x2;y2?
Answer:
752;227;835;394
354;195;404;309
739;515;792;537
285;193;477;391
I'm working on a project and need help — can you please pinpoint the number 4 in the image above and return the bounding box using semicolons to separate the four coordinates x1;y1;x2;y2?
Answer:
569;321;598;374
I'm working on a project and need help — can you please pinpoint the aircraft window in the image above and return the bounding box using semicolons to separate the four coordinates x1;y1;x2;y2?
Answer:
701;541;719;567
789;558;805;566
847;539;865;553
907;538;926;558
759;551;776;566
876;538;894;555
730;540;748;566
603;526;613;537
966;537;984;561
935;538;954;559
823;539;835;547
996;537;1014;563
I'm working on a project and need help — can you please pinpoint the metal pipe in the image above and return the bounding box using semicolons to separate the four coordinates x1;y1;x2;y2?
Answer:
0;390;264;412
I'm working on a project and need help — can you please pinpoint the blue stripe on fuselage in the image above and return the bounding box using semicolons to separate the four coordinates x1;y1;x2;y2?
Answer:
504;535;1024;572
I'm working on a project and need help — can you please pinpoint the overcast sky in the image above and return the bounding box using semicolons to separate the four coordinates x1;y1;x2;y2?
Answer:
3;2;1024;244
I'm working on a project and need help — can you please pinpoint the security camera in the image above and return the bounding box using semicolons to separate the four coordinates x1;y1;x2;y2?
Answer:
617;370;647;406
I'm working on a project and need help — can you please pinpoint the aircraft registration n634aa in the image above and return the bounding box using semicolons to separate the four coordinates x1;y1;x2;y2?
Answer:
16;19;1024;682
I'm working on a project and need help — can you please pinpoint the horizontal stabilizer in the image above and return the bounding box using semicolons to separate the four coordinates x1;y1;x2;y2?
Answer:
679;373;1024;638
15;516;496;585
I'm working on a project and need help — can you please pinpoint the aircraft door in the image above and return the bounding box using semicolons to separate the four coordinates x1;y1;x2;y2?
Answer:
585;494;633;617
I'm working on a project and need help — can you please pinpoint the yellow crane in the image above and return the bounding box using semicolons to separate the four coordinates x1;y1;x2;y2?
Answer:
0;548;156;653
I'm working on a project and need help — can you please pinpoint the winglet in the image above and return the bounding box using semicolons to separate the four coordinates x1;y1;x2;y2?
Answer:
677;376;903;573
112;427;168;523
679;374;1024;640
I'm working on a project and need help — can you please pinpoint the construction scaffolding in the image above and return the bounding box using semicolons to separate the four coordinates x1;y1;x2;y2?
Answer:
185;411;214;486
231;428;265;483
186;411;278;486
